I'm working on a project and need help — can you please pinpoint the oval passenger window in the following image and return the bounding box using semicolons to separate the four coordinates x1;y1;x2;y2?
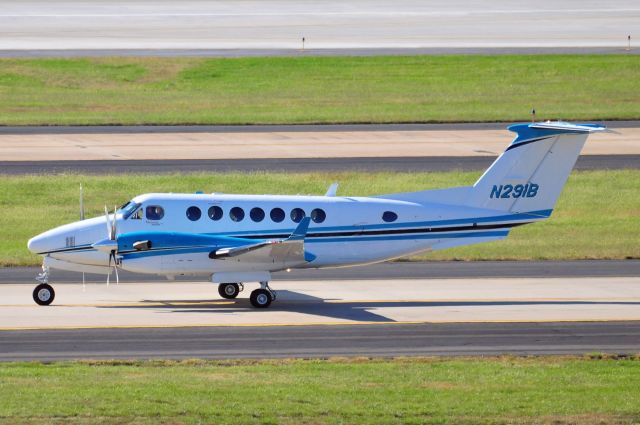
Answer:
270;208;285;223
186;206;202;221
290;208;305;223
145;205;165;221
311;208;326;223
208;206;223;221
230;207;245;222
382;211;398;222
250;207;265;222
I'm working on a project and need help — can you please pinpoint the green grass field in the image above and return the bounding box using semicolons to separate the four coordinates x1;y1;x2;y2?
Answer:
0;170;638;267
0;55;638;125
0;356;638;424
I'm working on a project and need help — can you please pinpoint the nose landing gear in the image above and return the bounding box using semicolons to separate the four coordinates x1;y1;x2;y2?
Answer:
33;266;55;306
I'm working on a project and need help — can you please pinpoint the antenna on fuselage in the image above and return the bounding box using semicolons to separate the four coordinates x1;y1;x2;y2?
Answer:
325;183;339;197
80;184;85;221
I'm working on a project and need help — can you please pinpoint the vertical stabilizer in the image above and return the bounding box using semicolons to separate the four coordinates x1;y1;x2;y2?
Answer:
467;122;606;214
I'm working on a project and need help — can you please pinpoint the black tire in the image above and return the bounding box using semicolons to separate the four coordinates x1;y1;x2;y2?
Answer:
218;283;240;299
250;288;273;308
33;283;55;306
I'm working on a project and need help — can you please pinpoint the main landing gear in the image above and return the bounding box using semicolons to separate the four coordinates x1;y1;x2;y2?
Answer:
33;267;55;306
218;281;276;308
249;281;276;309
218;282;244;299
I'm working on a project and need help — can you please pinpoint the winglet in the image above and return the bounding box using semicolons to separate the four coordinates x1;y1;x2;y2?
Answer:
325;183;339;197
289;217;311;241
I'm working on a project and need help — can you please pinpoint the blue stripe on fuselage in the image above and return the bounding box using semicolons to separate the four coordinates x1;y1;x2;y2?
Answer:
121;230;509;260
209;209;552;238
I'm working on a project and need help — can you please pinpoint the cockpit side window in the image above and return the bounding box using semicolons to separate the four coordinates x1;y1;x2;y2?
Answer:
119;202;141;219
146;205;165;221
130;208;143;220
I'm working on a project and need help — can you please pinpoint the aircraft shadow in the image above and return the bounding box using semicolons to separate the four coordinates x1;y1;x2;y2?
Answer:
97;290;640;324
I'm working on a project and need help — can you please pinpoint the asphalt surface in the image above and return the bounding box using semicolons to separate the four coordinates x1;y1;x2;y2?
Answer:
1;122;637;174
3;122;639;134
2;0;638;51
3;261;639;360
4;260;640;284
1;154;637;175
2;47;639;58
1;321;638;361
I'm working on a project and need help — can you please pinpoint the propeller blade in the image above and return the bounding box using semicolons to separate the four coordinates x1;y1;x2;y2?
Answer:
111;206;117;240
114;261;119;285
106;250;113;287
104;206;112;239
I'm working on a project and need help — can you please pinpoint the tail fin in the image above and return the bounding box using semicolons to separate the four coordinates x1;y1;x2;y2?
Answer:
467;121;606;213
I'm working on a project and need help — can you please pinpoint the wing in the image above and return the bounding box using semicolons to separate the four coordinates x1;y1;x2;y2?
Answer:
208;217;314;266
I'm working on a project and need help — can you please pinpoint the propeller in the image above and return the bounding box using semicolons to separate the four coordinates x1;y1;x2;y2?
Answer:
99;206;120;286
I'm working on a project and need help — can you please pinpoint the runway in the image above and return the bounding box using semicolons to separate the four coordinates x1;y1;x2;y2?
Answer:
5;260;640;283
1;0;638;51
3;261;639;360
4;122;640;134
3;47;639;58
1;124;637;173
1;274;639;360
2;155;637;175
2;321;639;361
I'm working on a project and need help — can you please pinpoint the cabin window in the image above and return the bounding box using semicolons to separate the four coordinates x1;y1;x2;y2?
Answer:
290;208;305;223
230;207;245;222
382;211;398;222
311;208;326;223
270;207;285;223
146;205;164;221
250;207;265;222
186;206;202;221
208;206;223;221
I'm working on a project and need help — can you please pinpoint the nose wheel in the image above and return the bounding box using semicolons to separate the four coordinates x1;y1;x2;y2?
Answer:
33;266;55;306
33;283;55;306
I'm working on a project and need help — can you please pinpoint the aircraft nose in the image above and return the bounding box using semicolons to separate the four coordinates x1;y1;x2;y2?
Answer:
27;233;46;254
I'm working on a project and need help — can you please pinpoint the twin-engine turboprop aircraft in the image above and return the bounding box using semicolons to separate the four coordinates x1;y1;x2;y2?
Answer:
28;121;605;308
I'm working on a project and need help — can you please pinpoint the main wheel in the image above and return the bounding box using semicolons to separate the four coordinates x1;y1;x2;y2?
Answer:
250;288;273;308
33;283;55;306
218;283;240;299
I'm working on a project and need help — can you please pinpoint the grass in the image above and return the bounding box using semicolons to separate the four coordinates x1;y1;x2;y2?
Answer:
0;55;638;125
0;170;638;267
0;356;638;424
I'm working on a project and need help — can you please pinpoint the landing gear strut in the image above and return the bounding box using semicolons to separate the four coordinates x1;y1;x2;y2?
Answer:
250;281;276;308
33;266;55;306
218;282;243;299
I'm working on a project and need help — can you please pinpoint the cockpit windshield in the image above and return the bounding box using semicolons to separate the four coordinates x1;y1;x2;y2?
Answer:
118;201;141;219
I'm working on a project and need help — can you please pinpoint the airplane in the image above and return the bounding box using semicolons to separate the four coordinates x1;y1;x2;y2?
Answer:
27;121;606;308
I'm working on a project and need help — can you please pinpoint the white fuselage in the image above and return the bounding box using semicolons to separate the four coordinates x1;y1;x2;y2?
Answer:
28;192;525;277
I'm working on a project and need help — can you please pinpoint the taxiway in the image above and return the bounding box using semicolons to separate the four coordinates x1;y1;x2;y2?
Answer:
1;274;639;360
1;0;638;51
